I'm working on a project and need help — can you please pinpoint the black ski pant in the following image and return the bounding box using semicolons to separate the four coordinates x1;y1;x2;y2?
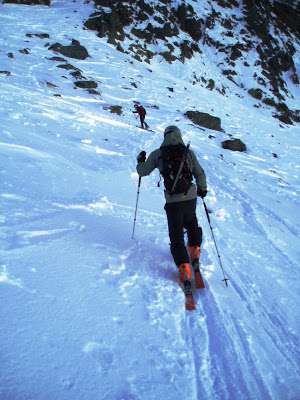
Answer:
139;114;148;129
164;198;202;266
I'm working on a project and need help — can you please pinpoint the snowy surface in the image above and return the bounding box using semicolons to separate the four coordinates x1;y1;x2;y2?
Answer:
0;1;300;400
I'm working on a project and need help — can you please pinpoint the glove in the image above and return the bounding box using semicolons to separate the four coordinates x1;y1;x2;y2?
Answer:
137;150;146;163
197;188;207;198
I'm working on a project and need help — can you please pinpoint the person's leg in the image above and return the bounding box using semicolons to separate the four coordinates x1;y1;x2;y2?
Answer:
183;200;205;288
165;202;196;305
183;199;202;247
164;202;189;266
144;117;149;129
140;115;145;128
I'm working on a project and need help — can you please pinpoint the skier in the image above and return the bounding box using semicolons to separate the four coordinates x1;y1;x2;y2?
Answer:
136;125;207;310
133;103;149;129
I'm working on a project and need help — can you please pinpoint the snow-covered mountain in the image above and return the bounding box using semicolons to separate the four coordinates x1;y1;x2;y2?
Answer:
83;0;300;124
0;1;299;399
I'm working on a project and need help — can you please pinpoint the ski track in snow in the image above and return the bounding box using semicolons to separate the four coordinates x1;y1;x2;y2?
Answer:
0;1;300;400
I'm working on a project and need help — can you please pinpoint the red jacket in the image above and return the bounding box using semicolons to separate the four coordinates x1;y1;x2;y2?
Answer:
134;105;146;117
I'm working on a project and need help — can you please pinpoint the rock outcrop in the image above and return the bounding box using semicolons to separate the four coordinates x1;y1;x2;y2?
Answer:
49;40;89;60
222;139;247;152
83;0;300;123
84;1;203;63
74;80;97;89
185;111;223;132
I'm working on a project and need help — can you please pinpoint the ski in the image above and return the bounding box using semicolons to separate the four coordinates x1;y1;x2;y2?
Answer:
178;265;202;310
183;280;196;311
135;125;154;132
194;269;205;289
178;264;196;311
192;259;205;289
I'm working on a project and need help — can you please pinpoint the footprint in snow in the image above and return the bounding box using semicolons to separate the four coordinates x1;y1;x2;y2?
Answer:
83;341;115;374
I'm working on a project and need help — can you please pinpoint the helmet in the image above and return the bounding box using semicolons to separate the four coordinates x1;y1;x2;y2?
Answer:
164;125;181;137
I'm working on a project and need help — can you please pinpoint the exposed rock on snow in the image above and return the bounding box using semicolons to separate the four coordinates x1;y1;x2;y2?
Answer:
19;48;30;55
84;0;300;123
185;111;223;132
56;63;81;72
0;70;11;76
248;88;264;100
47;56;66;62
26;33;50;39
74;80;98;89
221;138;247;152
46;81;57;88
1;2;300;399
84;1;202;63
275;109;300;125
49;41;89;60
107;105;123;115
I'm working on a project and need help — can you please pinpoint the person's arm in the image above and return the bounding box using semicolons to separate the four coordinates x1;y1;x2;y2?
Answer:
136;150;158;176
190;150;207;191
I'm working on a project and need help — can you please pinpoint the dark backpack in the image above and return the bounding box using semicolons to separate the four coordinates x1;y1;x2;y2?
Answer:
136;105;146;116
160;144;193;194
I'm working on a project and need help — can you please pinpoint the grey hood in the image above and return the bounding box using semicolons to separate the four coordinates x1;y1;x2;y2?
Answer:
161;126;185;147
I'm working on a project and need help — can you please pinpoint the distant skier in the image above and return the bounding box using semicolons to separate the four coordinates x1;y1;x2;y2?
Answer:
136;125;207;310
133;103;149;129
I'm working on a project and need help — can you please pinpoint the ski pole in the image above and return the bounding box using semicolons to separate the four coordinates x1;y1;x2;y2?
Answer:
132;176;142;239
202;199;229;286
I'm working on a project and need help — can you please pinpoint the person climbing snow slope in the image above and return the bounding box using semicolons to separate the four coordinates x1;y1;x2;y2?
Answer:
136;125;207;310
133;103;149;129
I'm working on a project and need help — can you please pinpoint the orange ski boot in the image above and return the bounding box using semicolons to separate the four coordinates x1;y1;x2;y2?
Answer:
178;263;192;285
178;263;195;311
188;245;205;289
184;280;196;311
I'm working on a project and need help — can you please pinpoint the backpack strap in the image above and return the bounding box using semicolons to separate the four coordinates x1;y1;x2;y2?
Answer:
170;142;191;194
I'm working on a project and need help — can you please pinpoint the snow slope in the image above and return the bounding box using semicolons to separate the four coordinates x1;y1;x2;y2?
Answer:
0;1;300;399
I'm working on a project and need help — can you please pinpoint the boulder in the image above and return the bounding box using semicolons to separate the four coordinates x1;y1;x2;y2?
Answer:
56;63;80;71
262;97;276;107
84;4;132;42
70;70;85;80
0;71;11;76
19;48;30;54
87;89;101;96
221;139;247;152
248;88;264;100
74;80;98;89
46;81;57;88
206;79;215;90
49;41;89;60
274;108;300;125
160;51;177;63
26;33;50;39
108;105;123;115
184;17;202;41
180;41;194;60
185;111;223;131
47;56;66;62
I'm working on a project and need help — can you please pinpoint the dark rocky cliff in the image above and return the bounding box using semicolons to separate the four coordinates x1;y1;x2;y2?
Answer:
84;0;300;124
